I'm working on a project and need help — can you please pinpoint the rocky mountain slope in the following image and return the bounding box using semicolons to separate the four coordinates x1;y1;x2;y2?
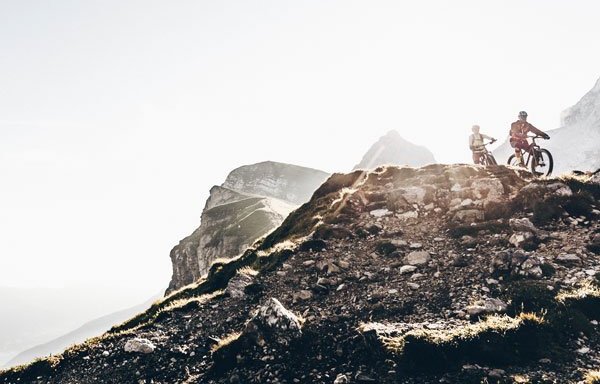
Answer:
494;77;600;174
167;161;329;293
354;130;436;170
2;164;599;384
4;296;158;369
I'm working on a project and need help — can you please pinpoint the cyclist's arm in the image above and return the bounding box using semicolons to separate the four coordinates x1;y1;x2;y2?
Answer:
482;134;494;141
469;134;474;149
526;123;546;137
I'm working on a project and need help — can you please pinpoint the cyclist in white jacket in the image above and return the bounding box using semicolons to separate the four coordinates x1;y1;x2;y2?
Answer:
469;125;496;164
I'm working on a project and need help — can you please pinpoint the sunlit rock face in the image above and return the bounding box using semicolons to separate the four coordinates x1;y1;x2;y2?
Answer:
494;77;600;174
353;130;436;170
166;161;329;294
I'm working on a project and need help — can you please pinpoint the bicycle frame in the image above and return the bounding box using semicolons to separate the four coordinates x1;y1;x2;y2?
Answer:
474;141;496;165
516;137;541;166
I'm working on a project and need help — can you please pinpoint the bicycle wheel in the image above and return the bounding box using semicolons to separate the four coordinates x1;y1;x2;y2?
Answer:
486;154;498;166
530;149;553;177
507;154;522;167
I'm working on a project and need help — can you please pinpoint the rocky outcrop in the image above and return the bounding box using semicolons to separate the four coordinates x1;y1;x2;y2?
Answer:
3;164;599;384
354;130;436;170
166;161;329;293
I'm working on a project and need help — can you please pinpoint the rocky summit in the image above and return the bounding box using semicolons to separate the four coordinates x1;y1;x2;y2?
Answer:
2;164;599;384
167;161;329;293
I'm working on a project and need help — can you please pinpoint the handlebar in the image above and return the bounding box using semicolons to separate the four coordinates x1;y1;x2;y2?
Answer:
527;135;550;140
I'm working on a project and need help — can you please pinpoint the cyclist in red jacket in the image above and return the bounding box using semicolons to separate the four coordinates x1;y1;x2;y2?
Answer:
510;111;550;165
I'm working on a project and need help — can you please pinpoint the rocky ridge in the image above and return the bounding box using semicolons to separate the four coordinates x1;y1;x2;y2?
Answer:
2;164;599;384
167;161;329;293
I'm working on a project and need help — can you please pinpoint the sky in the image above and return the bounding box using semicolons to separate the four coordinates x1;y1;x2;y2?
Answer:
1;0;599;303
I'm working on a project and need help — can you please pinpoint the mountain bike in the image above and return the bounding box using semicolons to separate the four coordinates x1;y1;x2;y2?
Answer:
473;139;498;166
507;135;553;177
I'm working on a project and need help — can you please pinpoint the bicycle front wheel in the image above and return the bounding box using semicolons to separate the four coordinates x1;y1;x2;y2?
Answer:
507;154;521;167
530;149;553;177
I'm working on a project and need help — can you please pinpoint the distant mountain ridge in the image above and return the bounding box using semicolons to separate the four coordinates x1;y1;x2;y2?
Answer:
4;295;159;369
354;130;436;170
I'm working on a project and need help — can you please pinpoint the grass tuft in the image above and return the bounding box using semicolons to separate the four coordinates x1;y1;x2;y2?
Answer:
586;370;600;384
237;266;259;276
360;313;546;371
556;281;600;303
210;332;242;353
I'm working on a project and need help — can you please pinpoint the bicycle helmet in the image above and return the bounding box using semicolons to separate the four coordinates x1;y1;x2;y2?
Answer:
518;111;528;118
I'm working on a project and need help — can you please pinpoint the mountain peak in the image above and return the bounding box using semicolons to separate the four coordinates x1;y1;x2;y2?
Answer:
223;161;330;205
560;76;600;128
353;130;436;170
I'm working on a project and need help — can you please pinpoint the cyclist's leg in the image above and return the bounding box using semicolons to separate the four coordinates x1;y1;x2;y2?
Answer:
472;151;481;164
513;140;528;166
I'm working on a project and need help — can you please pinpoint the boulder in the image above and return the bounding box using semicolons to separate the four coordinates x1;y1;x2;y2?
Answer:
491;250;545;279
317;277;335;286
334;374;350;384
370;208;391;217
124;338;155;354
509;218;539;234
400;265;418;274
400;186;427;205
509;232;538;251
226;271;255;298
397;211;419;220
519;257;543;278
293;290;313;302
452;209;485;223
555;254;582;266
466;298;508;317
316;260;341;274
471;178;505;201
404;251;431;266
244;298;302;346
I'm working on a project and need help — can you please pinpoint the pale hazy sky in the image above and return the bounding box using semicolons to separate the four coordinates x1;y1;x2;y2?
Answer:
1;0;599;300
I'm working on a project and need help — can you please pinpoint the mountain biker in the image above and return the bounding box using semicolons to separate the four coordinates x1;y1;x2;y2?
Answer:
469;125;496;164
510;111;550;166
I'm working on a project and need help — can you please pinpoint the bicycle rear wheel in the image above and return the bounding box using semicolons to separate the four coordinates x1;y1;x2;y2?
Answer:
530;149;553;177
485;154;498;166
